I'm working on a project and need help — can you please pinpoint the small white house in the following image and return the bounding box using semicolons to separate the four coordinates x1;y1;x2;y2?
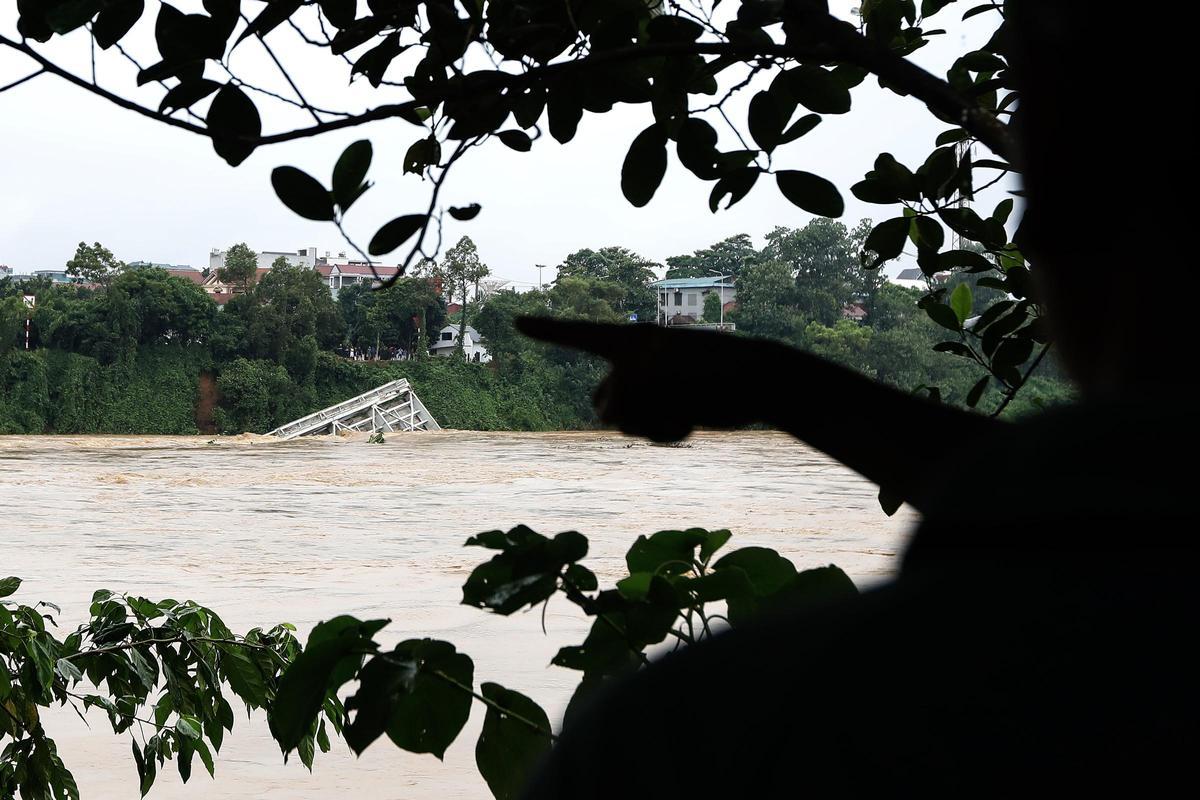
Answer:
430;325;491;363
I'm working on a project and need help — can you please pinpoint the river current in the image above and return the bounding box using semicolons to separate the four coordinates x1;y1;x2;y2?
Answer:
0;431;916;798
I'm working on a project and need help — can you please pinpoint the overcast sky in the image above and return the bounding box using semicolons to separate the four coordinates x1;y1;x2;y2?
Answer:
0;2;1014;287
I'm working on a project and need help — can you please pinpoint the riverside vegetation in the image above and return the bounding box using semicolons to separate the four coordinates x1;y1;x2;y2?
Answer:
1;224;1068;436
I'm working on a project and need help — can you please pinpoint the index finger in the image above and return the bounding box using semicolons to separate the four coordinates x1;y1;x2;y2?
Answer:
515;316;647;360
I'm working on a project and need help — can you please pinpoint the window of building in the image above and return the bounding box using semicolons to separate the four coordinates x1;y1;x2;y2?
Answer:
441;332;453;341
673;291;683;306
687;293;697;306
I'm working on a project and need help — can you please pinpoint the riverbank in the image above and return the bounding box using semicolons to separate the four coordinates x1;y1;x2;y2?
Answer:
0;347;601;435
1;431;916;799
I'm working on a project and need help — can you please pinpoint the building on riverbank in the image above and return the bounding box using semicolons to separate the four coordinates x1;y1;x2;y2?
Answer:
430;325;491;362
650;276;737;329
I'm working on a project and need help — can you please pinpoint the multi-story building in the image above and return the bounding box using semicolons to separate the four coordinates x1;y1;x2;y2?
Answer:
650;276;737;328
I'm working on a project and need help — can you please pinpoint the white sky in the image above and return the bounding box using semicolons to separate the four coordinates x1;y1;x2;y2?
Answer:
0;2;1014;286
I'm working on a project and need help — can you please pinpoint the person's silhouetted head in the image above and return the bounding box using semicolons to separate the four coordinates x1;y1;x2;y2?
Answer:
1010;2;1179;397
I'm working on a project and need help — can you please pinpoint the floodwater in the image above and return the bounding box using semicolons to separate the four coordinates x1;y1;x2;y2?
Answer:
0;431;917;799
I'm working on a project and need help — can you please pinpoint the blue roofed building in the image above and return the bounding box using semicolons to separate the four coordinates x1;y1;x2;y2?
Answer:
649;276;737;329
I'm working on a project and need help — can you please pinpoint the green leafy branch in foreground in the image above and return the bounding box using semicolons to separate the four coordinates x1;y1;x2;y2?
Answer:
0;578;337;799
269;525;858;799
3;527;855;800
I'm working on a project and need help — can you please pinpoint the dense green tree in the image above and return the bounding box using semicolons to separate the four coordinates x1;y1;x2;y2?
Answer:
217;242;258;292
556;247;658;323
731;260;803;342
225;262;343;378
702;292;723;323
65;241;124;287
665;235;759;279
442;236;490;357
762;220;868;326
471;289;549;365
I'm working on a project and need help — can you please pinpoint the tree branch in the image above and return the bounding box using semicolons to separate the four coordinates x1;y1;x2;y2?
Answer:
3;23;1014;160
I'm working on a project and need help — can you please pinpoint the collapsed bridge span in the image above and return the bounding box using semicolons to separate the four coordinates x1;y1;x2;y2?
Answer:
267;379;440;439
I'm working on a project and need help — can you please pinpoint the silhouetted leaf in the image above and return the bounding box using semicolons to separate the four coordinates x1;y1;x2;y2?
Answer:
675;117;720;179
271;167;336;221
332;140;372;212
318;0;356;29
938;249;993;271
158;79;220;113
621;125;668;208
862;216;910;268
0;577;21;598
709;168;759;212
497;130;532;152
966;376;989;408
909;218;942;252
369;214;428;256
776;171;844;217
475;684;552;800
207;83;261;166
236;0;303;46
778;113;822;145
449;204;482;221
780;66;852;114
93;0;144;48
748;89;795;152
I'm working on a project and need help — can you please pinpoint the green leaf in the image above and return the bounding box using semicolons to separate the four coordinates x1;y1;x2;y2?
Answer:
621;124;668;208
924;301;962;331
0;576;20;597
911;216;945;251
949;282;973;324
475;683;553;800
271;167;335;222
207;83;261;167
697;529;732;564
384;641;473;758
269;616;386;751
332;140;372;212
625;529;707;576
713;548;796;596
462;527;587;614
176;715;201;740
368;214;428;256
615;572;654;601
776;171;844;218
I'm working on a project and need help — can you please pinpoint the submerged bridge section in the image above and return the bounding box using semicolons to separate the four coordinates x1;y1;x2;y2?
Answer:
267;379;440;439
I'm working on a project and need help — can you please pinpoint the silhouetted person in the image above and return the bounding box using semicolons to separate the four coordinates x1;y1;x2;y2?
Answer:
517;2;1196;796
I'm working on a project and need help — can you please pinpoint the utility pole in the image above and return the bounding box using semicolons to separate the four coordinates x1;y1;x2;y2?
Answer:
23;294;34;350
536;264;545;290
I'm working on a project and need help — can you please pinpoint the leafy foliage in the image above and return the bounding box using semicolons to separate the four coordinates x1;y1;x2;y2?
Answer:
0;581;315;798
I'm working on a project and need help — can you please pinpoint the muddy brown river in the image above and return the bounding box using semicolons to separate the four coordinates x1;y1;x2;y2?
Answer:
0;432;917;798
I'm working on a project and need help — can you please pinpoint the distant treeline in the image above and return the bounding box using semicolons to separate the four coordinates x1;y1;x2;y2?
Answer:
1;223;1072;435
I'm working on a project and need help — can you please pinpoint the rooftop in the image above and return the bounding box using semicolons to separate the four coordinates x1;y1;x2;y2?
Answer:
650;276;736;289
